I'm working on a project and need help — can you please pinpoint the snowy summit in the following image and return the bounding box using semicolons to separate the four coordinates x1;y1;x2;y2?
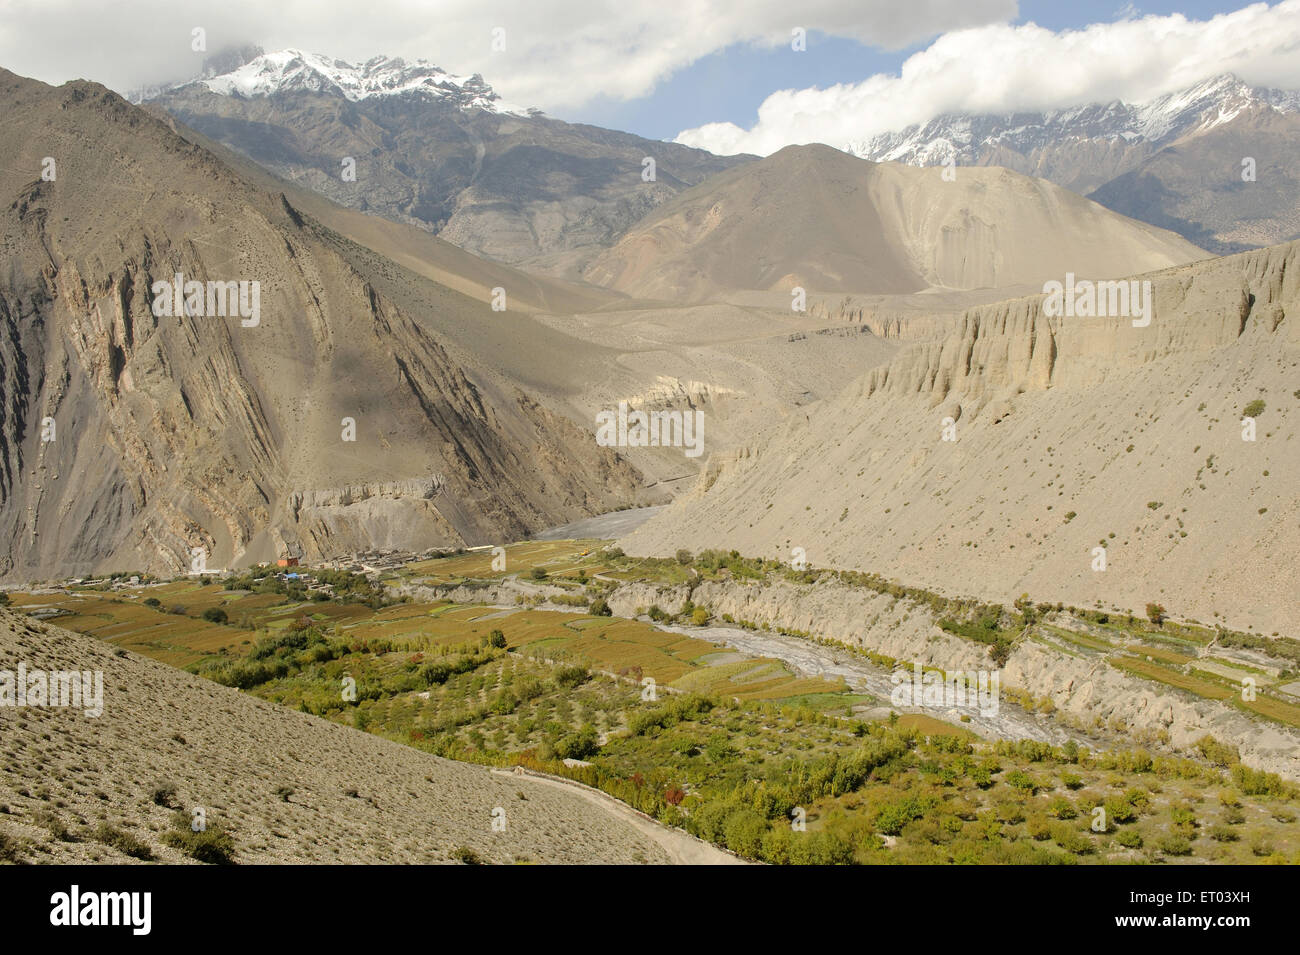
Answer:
193;48;535;115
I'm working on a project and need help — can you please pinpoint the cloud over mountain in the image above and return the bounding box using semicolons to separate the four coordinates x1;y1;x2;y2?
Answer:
676;2;1300;155
0;0;1014;112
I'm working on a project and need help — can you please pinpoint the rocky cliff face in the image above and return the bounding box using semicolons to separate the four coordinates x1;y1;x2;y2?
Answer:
850;239;1293;405
0;70;646;580
806;299;958;342
145;52;748;271
623;241;1299;635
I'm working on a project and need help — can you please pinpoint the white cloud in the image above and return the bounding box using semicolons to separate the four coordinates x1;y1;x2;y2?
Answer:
675;1;1300;155
0;0;1014;108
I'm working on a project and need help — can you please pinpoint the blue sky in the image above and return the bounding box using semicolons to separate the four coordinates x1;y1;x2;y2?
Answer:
564;1;1272;141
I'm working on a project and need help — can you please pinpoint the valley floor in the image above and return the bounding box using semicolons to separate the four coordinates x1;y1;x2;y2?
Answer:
5;537;1300;864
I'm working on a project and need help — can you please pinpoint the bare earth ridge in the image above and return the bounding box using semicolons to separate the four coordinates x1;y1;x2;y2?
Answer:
623;240;1299;636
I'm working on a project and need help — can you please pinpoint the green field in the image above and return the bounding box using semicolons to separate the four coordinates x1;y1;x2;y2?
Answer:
11;580;847;706
10;544;1300;865
393;540;612;585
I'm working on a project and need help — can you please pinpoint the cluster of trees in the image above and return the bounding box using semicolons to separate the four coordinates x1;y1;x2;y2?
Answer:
555;665;591;689
1013;593;1057;625
1218;630;1300;668
221;566;393;608
195;626;345;690
412;650;500;691
937;609;1016;665
605;695;922;863
689;549;771;581
541;724;599;761
627;694;714;736
642;599;710;627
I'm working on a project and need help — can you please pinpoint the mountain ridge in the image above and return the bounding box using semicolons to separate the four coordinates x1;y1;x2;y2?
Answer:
621;238;1299;635
845;73;1300;253
582;143;1207;301
170;47;536;115
146;51;750;268
0;68;654;581
846;73;1300;188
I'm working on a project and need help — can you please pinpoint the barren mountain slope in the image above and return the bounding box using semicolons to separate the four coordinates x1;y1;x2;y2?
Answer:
1089;107;1300;254
847;74;1300;252
194;127;911;501
159;115;631;319
147;50;749;269
582;144;1207;302
0;608;733;863
160;111;936;504
0;70;651;581
623;240;1299;635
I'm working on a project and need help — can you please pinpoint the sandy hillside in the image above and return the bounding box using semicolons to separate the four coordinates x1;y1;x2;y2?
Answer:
623;239;1300;636
582;144;1207;301
0;608;737;864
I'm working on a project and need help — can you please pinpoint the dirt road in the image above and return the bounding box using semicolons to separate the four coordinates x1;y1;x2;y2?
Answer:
492;766;747;865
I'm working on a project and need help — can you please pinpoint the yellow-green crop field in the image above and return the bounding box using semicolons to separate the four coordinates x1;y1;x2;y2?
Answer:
10;584;847;705
1112;656;1300;727
394;540;611;584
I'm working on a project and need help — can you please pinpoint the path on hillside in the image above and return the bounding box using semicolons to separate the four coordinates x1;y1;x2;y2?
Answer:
535;506;666;541
492;767;746;865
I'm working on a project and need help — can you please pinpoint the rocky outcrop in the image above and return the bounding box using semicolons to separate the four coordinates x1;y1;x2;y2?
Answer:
850;242;1296;412
807;298;956;341
279;478;461;560
619;376;741;409
287;477;446;516
624;239;1298;635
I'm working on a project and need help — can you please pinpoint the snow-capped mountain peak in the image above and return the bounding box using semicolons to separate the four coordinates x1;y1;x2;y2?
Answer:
846;73;1300;168
187;48;536;116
